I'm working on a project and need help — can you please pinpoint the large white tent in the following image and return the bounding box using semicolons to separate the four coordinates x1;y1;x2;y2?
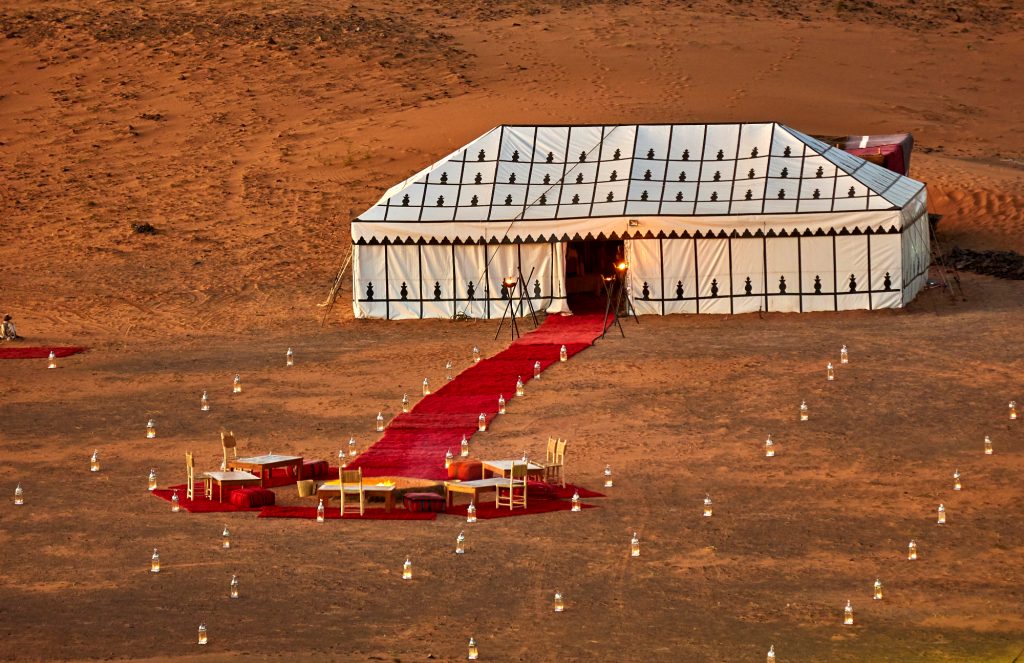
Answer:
351;123;929;319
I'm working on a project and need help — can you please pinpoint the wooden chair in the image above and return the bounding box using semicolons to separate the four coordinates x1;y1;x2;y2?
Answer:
496;462;528;510
544;438;567;487
340;467;365;517
221;430;238;470
185;451;212;501
544;437;558;464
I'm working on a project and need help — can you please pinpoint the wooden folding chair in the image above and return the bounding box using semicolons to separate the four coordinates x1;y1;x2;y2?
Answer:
544;438;567;487
221;430;238;470
496;462;528;510
340;467;365;517
185;451;212;501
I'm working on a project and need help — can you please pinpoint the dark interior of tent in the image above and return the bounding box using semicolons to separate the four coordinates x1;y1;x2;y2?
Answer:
566;239;623;313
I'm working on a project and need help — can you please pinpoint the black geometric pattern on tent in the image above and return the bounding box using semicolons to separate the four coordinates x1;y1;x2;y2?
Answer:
368;123;923;226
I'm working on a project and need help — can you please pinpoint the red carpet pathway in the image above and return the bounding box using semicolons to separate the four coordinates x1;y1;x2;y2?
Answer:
349;313;610;480
0;346;87;360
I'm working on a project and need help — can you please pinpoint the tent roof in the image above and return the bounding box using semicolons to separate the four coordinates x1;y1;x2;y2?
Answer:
353;122;926;243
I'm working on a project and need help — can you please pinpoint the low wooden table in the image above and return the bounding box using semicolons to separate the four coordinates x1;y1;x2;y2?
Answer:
202;470;262;502
229;454;303;487
480;460;545;481
443;477;509;507
316;482;396;513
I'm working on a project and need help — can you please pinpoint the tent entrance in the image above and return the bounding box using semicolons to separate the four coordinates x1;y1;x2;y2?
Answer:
566;239;623;313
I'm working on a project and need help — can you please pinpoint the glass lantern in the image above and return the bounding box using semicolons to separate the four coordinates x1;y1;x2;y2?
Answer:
630;532;640;558
456;531;465;555
827;362;835;381
222;525;231;549
422;378;430;396
146;419;156;439
703;494;713;518
472;346;481;364
953;469;961;491
603;465;613;488
446;359;454;382
764;434;775;457
553;591;565;612
148;469;157;491
402;558;412;580
1011;401;1018;420
286;347;294;367
316;499;325;523
230;574;239;599
907;539;918;560
467;501;477;523
460;435;470;458
498;394;506;415
937;503;946;525
468;637;479;660
150;548;160;573
516;376;525;397
376;412;385;432
560;344;567;362
47;351;57;369
984;435;993;455
171;490;180;512
840;344;849;364
349;437;357;458
233;374;242;393
402;393;410;413
90;450;100;472
197;623;207;645
478;413;486;432
445;448;454;469
201;391;210;411
843;600;853;625
767;645;776;663
571;491;581;512
14;483;24;506
534;360;541;380
873;578;883;600
799;400;808;421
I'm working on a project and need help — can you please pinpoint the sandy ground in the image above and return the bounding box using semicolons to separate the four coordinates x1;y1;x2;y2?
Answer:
1;1;1023;661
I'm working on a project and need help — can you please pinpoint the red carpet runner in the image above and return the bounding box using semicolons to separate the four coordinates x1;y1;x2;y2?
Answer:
349;313;610;480
0;346;87;360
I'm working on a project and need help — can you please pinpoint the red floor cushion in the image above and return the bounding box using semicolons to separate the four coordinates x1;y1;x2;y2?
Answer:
289;460;329;479
404;492;446;513
447;460;482;481
229;487;276;508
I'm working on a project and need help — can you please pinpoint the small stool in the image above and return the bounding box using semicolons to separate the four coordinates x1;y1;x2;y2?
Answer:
229;487;276;508
447;460;483;482
403;492;446;513
296;479;317;498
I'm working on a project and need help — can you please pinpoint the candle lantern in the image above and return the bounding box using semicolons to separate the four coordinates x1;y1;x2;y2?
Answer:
560;345;568;362
233;374;241;393
937;503;946;525
630;532;640;557
171;490;180;512
498;394;506;415
230;574;239;599
873;578;883;600
571;491;581;512
402;558;412;580
349;437;357;458
603;465;613;488
445;448;454;469
197;623;207;645
843;600;853;625
467;637;479;660
456;531;466;555
221;525;231;550
201;391;210;411
764;434;775;458
516;376;525;397
840;344;849;364
286;347;294;367
47;351;57;369
800;400;808;422
150;548;160;573
376;412;385;432
907;539;917;561
1011;401;1018;420
446;359;454;382
90;450;100;472
148;469;157;491
984;435;993;455
553;591;565;612
478;413;487;432
402;393;410;413
767;645;776;663
14;483;24;506
472;346;481;364
460;435;470;458
146;419;156;439
953;469;961;491
422;378;430;396
316;499;325;523
703;494;713;518
534;360;541;380
827;362;835;381
467;501;477;523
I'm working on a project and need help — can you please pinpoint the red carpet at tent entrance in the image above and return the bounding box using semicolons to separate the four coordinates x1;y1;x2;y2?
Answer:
348;313;611;480
0;346;87;360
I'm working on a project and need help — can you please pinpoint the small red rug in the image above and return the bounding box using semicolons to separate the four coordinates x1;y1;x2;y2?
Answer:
444;500;597;519
150;485;261;513
258;506;436;521
0;346;87;360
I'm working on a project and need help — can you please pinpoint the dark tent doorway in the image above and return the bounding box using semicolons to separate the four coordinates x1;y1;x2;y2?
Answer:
566;239;623;313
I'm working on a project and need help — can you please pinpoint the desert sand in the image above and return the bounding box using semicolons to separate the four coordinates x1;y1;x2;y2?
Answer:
1;1;1023;661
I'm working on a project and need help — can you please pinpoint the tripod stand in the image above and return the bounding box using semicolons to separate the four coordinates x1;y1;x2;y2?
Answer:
601;265;639;339
494;266;540;341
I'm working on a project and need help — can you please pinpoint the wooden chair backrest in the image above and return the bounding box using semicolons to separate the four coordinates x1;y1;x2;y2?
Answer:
509;462;528;482
340;468;362;488
185;451;196;484
221;431;237;451
555;438;567;463
545;437;557;463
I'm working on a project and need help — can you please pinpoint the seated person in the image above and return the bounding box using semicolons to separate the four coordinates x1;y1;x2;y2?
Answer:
1;314;17;341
